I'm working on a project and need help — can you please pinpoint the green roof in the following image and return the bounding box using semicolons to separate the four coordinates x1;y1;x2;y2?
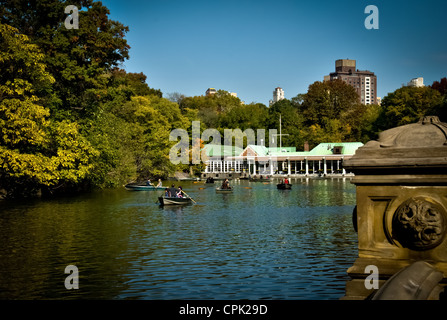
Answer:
247;145;268;156
307;142;364;156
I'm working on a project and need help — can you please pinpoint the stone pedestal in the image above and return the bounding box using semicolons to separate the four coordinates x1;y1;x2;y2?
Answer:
342;116;447;300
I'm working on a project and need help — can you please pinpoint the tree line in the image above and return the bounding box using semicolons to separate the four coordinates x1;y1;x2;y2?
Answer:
1;0;446;198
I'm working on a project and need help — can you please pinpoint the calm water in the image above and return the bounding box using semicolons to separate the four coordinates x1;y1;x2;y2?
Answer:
0;177;358;300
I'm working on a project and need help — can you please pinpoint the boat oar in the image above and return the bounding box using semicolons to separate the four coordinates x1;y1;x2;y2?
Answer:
181;190;196;204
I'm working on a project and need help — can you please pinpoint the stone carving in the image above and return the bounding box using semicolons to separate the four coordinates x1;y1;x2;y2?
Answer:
392;198;446;250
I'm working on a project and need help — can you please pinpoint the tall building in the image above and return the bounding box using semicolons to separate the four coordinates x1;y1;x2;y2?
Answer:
206;88;237;97
407;77;424;87
205;88;217;96
324;59;378;105
269;87;285;106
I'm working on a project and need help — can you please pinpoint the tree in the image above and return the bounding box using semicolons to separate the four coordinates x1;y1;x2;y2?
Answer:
218;103;268;131
180;90;243;129
0;0;131;118
430;77;447;122
166;92;186;105
375;86;443;130
107;69;162;99
0;23;98;197
268;99;305;149
299;80;360;127
431;77;447;96
291;79;367;147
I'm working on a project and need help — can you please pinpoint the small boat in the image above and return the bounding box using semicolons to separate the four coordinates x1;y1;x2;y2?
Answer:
158;196;193;206
277;183;292;190
215;187;233;193
205;177;215;184
125;184;165;191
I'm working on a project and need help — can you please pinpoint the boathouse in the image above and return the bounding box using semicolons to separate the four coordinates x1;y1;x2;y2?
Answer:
201;142;363;179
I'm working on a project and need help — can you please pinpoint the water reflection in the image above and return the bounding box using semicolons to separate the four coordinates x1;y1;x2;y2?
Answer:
0;177;358;300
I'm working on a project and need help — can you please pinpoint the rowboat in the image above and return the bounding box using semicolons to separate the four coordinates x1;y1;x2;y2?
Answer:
277;183;292;190
215;187;233;193
158;196;193;206
125;184;165;191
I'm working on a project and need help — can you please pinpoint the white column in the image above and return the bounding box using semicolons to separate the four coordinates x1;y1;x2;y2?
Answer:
270;158;274;175
305;158;309;175
288;159;291;175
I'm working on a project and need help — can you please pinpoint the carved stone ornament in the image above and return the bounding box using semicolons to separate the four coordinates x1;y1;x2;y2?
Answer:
392;197;446;250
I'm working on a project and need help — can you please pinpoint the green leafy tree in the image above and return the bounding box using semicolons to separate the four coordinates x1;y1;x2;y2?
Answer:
290;79;366;147
0;0;130;118
218;103;268;130
0;23;98;197
299;79;360;127
180;90;243;129
268;99;305;149
376;86;443;130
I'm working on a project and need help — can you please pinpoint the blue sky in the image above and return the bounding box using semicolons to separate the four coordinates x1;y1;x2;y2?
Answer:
101;0;447;105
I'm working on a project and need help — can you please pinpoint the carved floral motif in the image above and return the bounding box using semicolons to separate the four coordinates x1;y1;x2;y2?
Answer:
392;198;446;250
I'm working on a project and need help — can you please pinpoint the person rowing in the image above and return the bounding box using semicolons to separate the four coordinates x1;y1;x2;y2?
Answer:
177;186;184;198
221;179;230;189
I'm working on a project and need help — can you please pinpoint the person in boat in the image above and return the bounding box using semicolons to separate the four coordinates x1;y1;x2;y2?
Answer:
221;179;230;189
169;184;178;197
156;179;162;187
146;179;153;186
177;186;183;198
284;178;289;184
164;188;170;197
206;177;214;183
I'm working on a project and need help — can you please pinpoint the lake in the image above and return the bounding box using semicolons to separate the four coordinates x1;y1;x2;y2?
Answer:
0;177;358;300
